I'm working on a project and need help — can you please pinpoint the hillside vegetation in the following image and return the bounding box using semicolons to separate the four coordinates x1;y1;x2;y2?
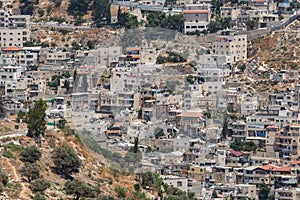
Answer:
0;122;137;199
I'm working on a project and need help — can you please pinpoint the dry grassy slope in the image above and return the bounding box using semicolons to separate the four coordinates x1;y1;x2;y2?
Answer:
0;119;26;136
249;21;300;71
0;124;136;199
243;20;300;93
12;0;92;22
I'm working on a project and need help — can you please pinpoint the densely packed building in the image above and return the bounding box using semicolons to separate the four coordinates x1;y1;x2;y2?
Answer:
1;0;300;199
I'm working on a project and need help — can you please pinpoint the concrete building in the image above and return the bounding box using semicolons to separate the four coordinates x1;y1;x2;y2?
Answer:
197;65;231;95
212;30;247;63
18;46;41;67
188;165;206;182
241;94;258;114
234;184;257;200
183;10;210;33
275;187;300;200
220;7;241;20
275;125;300;160
229;120;247;140
98;46;122;67
0;9;31;47
140;45;156;64
244;164;291;187
161;175;189;192
46;50;71;66
0;65;26;101
176;111;204;137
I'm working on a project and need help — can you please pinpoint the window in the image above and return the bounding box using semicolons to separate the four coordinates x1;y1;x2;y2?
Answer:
177;181;182;187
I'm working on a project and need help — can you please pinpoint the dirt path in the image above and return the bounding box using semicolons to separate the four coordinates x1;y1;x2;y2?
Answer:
1;156;30;200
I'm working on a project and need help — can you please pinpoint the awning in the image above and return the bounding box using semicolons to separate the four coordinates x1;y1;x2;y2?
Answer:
47;97;56;102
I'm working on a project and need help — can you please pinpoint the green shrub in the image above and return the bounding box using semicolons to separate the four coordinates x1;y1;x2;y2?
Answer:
115;186;127;198
30;178;50;193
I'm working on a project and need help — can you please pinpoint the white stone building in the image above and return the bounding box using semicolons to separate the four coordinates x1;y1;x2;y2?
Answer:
212;30;247;64
0;9;30;47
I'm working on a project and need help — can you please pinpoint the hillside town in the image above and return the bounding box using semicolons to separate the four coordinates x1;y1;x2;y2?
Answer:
0;0;300;199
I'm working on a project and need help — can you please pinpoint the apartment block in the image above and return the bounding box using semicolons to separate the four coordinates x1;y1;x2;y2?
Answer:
220;7;241;20
46;50;71;66
183;10;210;33
275;125;300;160
0;65;25;100
244;164;291;187
275;188;300;200
197;65;231;95
241;94;259;114
98;46;122;67
0;9;30;47
18;46;41;67
212;30;247;63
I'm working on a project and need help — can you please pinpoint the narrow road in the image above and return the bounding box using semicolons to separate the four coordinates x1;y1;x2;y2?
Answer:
0;131;27;140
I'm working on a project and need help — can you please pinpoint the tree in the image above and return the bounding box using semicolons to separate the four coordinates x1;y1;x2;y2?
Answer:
20;146;42;163
67;0;91;17
92;0;111;27
259;184;270;200
53;0;62;7
19;163;40;182
153;173;168;199
246;19;258;30
20;0;37;15
87;40;95;49
29;178;50;193
25;99;47;138
51;146;81;176
16;110;26;122
165;186;197;200
30;178;50;193
115;186;127;199
156;55;166;64
48;75;62;88
125;137;142;165
73;70;77;82
64;80;70;92
211;0;222;16
117;9;139;29
46;5;52;15
33;192;46;200
0;169;8;187
221;116;229;139
134;183;140;192
212;190;218;198
64;179;99;200
97;195;116;200
146;13;184;32
161;14;184;32
71;41;80;50
185;75;195;84
133;137;139;153
154;127;164;139
0;95;5;119
230;139;257;152
63;71;71;78
208;17;232;33
58;118;67;129
38;9;44;17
